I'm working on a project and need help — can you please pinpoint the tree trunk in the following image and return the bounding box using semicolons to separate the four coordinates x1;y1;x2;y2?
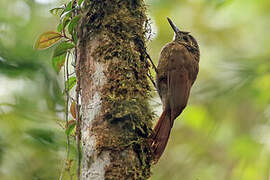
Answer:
77;0;154;179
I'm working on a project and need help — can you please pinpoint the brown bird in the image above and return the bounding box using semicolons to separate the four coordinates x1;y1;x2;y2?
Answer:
151;17;200;162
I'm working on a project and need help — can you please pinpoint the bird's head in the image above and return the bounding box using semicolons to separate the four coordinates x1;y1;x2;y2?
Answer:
167;17;199;51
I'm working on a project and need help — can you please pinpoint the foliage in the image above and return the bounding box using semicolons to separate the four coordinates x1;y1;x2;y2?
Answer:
35;0;81;74
0;0;83;179
35;31;63;50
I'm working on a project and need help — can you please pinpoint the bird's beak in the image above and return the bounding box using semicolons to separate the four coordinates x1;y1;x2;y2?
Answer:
167;17;180;34
167;17;190;37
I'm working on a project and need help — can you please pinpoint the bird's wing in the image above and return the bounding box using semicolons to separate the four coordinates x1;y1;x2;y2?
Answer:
167;44;192;125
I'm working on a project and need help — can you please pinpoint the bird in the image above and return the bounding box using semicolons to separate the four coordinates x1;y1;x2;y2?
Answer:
151;17;200;163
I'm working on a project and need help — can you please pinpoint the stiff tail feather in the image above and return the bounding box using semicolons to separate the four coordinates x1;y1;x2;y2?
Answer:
151;110;172;163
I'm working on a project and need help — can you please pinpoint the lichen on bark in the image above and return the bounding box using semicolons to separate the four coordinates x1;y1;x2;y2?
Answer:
78;0;154;179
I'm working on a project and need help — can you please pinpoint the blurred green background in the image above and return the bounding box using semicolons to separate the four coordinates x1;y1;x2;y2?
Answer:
0;0;270;179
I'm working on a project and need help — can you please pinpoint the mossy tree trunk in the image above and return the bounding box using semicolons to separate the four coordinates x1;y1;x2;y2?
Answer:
77;0;154;179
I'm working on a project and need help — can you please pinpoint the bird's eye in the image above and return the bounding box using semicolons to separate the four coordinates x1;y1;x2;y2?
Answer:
183;36;188;42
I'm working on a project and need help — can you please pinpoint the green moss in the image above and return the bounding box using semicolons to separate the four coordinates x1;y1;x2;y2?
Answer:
81;0;154;178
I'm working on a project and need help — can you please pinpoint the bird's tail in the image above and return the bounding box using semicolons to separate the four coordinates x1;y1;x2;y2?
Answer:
151;110;172;163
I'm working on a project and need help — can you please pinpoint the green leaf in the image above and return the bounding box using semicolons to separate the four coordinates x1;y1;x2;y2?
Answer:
50;5;65;16
68;15;81;35
65;77;77;92
57;18;70;32
73;34;78;44
60;0;75;20
57;23;63;33
34;31;62;50
66;0;74;11
51;40;74;73
52;53;66;73
60;9;75;20
78;0;84;6
53;41;74;57
65;121;76;136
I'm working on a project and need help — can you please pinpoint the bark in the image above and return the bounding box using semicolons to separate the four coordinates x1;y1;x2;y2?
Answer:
77;0;154;179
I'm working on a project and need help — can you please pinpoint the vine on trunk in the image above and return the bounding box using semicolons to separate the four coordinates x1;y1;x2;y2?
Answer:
35;0;85;179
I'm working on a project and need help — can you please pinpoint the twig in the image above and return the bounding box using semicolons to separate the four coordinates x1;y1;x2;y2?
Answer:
68;71;76;76
59;52;72;180
66;52;73;180
145;51;158;73
147;73;156;88
66;53;71;156
75;46;81;180
141;46;157;88
72;6;82;179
